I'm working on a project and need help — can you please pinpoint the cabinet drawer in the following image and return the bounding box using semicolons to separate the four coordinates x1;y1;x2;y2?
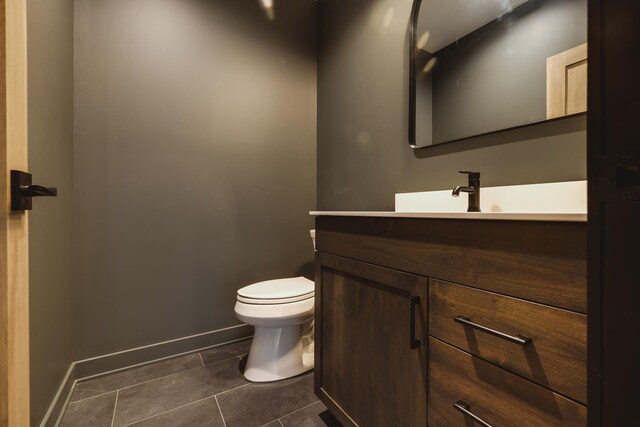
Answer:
428;337;586;427
317;217;587;313
429;279;587;404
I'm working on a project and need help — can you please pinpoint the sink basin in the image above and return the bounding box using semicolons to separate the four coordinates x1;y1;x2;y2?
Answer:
395;181;587;214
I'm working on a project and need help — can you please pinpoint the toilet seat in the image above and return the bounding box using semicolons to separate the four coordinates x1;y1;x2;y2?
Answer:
237;277;314;305
237;293;314;305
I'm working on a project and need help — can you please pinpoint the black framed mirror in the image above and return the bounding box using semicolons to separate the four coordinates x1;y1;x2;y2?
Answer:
409;0;587;149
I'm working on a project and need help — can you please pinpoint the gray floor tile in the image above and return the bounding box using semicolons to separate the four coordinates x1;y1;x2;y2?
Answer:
71;353;203;402
113;357;247;426
217;372;318;427
280;401;341;427
60;391;117;427
262;421;282;427
200;339;252;365
126;396;225;427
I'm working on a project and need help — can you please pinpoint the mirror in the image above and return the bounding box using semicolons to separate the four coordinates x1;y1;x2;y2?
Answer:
409;0;587;148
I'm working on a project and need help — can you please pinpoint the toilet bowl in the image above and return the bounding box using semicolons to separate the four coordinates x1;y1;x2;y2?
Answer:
235;276;315;382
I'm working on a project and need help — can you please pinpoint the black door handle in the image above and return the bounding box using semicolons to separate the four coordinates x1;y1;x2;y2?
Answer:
11;170;58;211
20;184;58;198
410;295;421;349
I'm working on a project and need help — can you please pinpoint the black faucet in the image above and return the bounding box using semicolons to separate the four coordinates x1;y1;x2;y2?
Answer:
452;171;480;212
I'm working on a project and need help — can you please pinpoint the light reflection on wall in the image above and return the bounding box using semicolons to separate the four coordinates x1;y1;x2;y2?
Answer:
382;7;395;29
260;0;275;20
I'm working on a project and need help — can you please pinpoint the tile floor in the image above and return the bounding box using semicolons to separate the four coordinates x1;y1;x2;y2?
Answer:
59;339;341;427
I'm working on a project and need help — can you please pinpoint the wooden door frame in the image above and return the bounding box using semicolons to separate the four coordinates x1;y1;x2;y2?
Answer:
0;0;30;425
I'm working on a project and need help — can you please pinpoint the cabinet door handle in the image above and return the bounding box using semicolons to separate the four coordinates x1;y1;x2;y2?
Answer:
410;296;421;349
454;315;532;346
454;400;494;427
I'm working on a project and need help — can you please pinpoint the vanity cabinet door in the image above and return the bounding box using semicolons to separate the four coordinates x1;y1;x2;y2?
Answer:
315;252;428;427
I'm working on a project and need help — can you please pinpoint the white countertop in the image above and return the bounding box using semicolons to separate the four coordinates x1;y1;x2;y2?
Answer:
311;181;588;222
309;211;587;222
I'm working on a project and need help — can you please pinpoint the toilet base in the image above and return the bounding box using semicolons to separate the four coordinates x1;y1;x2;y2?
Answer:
244;319;314;382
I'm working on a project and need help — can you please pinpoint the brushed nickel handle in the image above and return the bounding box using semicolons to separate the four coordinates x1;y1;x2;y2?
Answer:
454;400;494;427
454;315;532;346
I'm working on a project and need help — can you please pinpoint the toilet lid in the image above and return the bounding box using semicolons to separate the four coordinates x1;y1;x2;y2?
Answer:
237;277;314;304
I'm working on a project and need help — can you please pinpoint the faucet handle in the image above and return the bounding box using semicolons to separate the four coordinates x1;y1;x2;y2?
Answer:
459;170;480;180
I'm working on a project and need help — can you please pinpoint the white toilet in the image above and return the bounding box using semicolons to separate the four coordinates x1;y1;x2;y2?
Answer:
234;231;316;382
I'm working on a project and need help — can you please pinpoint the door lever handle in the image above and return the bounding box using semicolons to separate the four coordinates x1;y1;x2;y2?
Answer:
19;184;57;198
11;170;58;211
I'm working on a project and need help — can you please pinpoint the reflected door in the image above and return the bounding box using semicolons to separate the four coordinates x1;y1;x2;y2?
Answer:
547;43;588;119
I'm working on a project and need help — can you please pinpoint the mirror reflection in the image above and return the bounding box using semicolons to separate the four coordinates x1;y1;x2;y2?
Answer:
411;0;587;148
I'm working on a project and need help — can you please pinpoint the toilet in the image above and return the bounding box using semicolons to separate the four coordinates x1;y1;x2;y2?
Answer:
234;230;316;382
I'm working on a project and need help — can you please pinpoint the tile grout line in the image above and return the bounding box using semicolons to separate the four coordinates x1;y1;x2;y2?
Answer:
199;352;204;366
70;353;248;405
113;363;208;393
117;395;314;427
110;390;119;427
277;399;321;422
213;381;251;398
72;366;203;404
105;368;313;427
67;389;118;406
215;395;228;427
117;354;251;427
254;377;318;427
258;417;285;427
120;396;218;427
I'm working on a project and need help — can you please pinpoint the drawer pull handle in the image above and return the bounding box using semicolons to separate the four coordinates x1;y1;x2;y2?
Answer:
410;296;421;349
454;315;532;346
454;400;494;427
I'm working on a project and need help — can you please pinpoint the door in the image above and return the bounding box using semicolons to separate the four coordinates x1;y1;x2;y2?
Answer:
547;42;588;119
588;0;640;425
1;0;30;425
315;253;427;427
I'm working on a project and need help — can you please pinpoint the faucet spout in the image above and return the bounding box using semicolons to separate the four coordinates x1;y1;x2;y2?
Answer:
452;185;476;197
452;171;481;212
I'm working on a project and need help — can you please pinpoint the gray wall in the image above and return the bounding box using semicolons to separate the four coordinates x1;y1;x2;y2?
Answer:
318;0;586;211
27;0;75;423
432;0;587;143
74;0;317;359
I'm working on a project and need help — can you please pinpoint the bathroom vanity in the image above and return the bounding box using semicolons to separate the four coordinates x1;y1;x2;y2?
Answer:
312;212;587;426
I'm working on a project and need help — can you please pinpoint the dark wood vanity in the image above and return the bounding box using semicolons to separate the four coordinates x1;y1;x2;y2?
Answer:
314;215;587;426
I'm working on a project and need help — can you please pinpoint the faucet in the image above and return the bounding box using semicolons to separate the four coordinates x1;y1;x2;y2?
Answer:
452;171;480;212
